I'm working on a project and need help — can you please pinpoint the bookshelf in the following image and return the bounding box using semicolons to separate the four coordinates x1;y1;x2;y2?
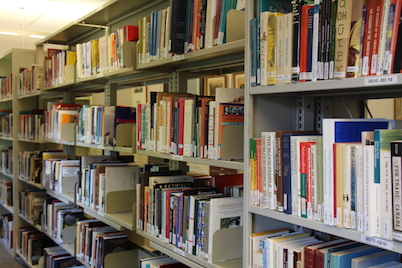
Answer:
243;0;402;268
1;0;248;267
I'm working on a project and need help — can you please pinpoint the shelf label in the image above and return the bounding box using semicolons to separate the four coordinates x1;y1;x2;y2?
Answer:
364;75;397;86
173;247;186;256
173;54;185;61
97;211;105;217
97;73;104;78
361;234;394;250
172;155;184;161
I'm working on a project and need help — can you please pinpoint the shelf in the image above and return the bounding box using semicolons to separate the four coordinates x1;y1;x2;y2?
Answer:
46;189;75;205
249;206;402;254
43;138;75;146
75;142;134;153
0;136;13;142
78;202;133;231
137;40;245;73
18;138;43;144
0;171;13;179
76;66;140;83
16;249;39;268
0;97;12;103
18;177;43;189
0;202;13;214
136;150;244;170
250;73;402;99
0;238;13;256
17;91;42;99
18;213;42;232
42;230;75;257
36;0;157;45
138;230;242;268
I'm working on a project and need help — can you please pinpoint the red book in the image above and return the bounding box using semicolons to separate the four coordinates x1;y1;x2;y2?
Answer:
124;25;139;42
388;0;402;73
214;0;224;46
369;0;384;75
192;0;201;51
299;141;315;219
212;173;243;194
177;98;190;155
361;0;376;76
299;5;313;82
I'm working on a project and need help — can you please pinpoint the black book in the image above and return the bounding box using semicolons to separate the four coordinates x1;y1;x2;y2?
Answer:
169;0;188;53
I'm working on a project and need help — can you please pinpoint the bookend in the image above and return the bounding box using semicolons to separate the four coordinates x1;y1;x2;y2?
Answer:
104;249;138;267
220;125;244;161
105;189;136;213
60;123;77;142
114;123;136;149
210;226;243;263
226;10;245;43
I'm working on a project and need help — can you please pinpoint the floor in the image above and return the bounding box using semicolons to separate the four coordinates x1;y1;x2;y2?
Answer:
0;240;25;268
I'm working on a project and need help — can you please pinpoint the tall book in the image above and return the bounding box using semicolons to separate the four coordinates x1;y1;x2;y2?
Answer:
322;118;390;226
391;140;402;241
333;0;353;79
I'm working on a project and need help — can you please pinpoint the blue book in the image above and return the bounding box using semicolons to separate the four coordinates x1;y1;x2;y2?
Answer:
330;245;381;268
150;10;158;58
250;18;258;87
306;7;314;81
351;251;400;268
281;132;319;215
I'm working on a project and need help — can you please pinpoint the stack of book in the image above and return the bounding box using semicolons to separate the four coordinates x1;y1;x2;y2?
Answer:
137;0;245;63
1;214;13;249
18;109;44;141
137;88;244;161
0;179;12;206
250;229;402;268
249;118;402;241
251;0;402;86
44;49;76;87
0;75;12;99
17;227;55;265
77;105;136;147
18;64;43;96
137;170;243;262
76;25;138;79
0;110;12;138
0;147;13;175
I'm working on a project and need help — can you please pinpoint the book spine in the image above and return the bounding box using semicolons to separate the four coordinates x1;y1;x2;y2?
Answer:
259;11;269;86
383;3;397;75
299;142;308;218
361;0;375;76
250;138;257;206
391;141;402;233
276;133;284;212
333;0;352;79
283;13;293;84
250;18;258;86
387;0;402;73
256;138;262;207
369;0;385;76
329;0;338;79
376;0;391;75
282;134;292;214
306;7;314;81
291;0;302;82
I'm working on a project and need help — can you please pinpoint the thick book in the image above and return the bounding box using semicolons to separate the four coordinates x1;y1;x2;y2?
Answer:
391;141;402;241
346;0;365;78
351;250;401;268
169;0;188;53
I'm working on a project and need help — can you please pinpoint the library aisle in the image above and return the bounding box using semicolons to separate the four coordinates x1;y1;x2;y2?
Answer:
0;242;24;268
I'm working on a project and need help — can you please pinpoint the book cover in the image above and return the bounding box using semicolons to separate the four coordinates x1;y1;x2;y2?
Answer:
169;0;188;53
346;0;365;78
351;250;401;268
391;141;402;238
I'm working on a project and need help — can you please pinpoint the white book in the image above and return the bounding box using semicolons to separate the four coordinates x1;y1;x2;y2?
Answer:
376;0;391;75
283;13;293;84
205;196;243;262
290;135;320;217
276;14;285;85
259;11;269;86
207;101;216;159
205;0;217;49
183;99;195;156
261;132;276;209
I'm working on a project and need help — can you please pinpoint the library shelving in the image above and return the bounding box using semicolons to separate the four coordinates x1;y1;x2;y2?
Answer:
243;1;402;268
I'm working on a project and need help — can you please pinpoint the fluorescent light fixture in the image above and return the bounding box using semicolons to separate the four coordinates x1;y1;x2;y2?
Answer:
29;35;46;39
0;31;20;36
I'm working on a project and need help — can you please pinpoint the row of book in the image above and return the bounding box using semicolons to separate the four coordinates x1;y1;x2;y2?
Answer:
136;169;244;263
43;246;84;268
19;188;47;225
0;75;12;99
44;49;76;88
0;179;12;207
250;118;402;240
76;155;139;214
76;25;138;79
138;0;244;64
0;147;12;176
136;88;244;161
0;110;12;138
18;64;43;96
77;105;136;146
18;226;56;265
251;0;402;86
139;255;188;267
250;228;402;268
0;214;12;249
18;109;44;141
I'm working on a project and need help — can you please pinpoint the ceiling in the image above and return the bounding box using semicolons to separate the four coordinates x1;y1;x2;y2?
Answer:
0;0;111;56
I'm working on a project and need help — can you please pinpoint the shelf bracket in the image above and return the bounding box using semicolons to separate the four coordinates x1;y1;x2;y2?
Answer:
76;23;110;35
316;97;333;132
105;83;117;106
297;96;315;131
169;71;187;93
169;160;187;173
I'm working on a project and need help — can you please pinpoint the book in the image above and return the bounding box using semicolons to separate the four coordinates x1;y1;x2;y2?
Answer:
351;250;401;268
322;118;390;226
391;141;402;241
329;245;382;268
374;129;402;239
346;0;365;78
